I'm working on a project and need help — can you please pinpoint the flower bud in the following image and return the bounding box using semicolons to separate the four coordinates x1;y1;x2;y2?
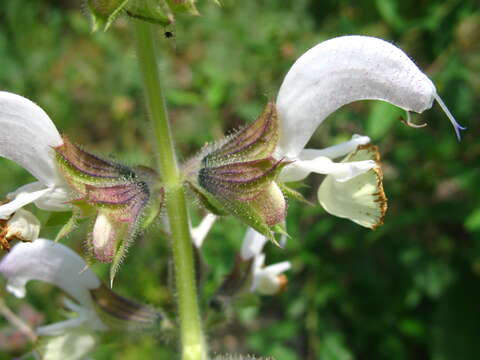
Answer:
185;103;289;241
91;212;118;262
0;209;40;251
90;283;165;331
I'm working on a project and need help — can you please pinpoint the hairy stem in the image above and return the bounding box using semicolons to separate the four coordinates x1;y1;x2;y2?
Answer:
134;20;207;360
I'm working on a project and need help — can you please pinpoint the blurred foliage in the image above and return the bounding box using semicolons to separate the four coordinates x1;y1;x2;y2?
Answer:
0;0;479;359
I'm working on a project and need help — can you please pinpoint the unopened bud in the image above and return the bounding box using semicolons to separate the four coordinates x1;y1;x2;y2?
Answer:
91;212;118;262
90;284;165;331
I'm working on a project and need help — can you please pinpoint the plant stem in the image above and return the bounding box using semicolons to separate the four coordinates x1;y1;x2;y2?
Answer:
0;297;37;343
134;20;207;360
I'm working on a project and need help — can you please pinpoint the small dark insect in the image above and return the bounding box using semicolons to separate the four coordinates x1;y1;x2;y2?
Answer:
164;31;174;39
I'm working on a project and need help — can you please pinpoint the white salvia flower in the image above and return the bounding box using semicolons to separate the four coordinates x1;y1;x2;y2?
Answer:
0;239;106;333
0;92;72;220
3;208;41;242
241;228;291;295
275;35;464;228
0;239;106;359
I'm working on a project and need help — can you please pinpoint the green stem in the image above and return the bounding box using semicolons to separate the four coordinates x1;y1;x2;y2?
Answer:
134;20;207;360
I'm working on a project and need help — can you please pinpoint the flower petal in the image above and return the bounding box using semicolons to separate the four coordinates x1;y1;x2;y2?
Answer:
91;212;119;263
0;92;63;185
275;36;438;158
32;184;73;211
253;261;291;295
240;228;268;261
317;145;387;229
299;134;371;160
279;156;376;183
37;326;97;360
0;182;72;219
191;213;217;248
0;184;50;219
0;239;101;308
5;208;41;242
262;261;291;277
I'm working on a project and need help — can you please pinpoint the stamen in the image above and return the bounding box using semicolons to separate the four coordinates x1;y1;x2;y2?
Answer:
434;93;467;141
402;111;427;128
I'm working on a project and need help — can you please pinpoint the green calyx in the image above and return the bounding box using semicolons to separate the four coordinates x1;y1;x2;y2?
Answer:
87;0;199;31
54;136;164;283
184;102;289;242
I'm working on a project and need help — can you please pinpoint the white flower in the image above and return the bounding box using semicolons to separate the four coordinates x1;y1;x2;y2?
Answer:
241;228;291;295
0;238;105;359
0;239;106;333
0;92;72;220
275;35;464;228
0;238;163;341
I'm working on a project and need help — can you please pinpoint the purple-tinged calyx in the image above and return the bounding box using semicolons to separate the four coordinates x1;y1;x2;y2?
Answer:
185;102;290;242
54;137;163;284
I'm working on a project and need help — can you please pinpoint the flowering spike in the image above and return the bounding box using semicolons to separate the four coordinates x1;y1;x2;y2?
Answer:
185;103;289;240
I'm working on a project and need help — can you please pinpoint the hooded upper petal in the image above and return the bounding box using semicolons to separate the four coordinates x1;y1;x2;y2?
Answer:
0;92;64;186
0;239;101;308
275;36;438;158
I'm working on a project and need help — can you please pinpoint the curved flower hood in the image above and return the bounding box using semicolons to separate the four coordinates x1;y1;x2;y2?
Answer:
0;92;72;219
275;35;464;159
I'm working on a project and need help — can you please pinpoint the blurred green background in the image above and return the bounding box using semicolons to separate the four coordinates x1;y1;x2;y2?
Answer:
0;0;479;359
